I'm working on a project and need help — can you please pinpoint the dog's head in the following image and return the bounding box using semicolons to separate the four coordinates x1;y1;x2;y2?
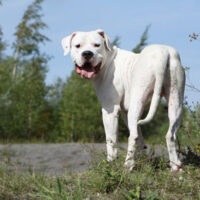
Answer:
61;29;112;79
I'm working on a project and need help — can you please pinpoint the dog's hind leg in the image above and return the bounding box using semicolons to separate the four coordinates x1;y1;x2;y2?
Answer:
121;109;145;152
164;61;185;171
165;91;183;171
124;89;149;171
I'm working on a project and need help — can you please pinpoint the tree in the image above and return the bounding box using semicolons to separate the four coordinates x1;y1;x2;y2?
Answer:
47;78;64;107
12;0;49;79
0;1;5;60
132;25;151;53
112;36;121;47
59;71;104;142
0;30;5;60
0;25;9;96
0;2;14;138
0;0;50;140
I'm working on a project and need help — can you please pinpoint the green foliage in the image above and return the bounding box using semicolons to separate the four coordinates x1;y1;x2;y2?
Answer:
112;36;121;47
182;102;200;144
0;29;5;60
47;77;64;107
141;101;169;144
181;146;200;167
123;186;142;200
132;25;151;53
13;0;49;58
176;101;200;167
58;71;104;142
11;0;49;139
0;0;51;140
90;155;126;193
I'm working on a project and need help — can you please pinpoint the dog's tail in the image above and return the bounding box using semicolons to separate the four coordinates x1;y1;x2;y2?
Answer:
137;52;169;125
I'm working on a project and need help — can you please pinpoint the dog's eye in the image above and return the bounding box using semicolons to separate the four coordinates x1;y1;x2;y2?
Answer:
75;44;81;48
94;44;100;47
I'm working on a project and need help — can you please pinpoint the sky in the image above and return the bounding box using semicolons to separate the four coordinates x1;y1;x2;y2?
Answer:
0;0;199;104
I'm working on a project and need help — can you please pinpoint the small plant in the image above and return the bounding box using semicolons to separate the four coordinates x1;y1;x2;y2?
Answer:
175;99;200;168
123;186;141;200
196;143;200;154
89;153;127;193
150;156;168;171
181;146;200;167
145;190;160;200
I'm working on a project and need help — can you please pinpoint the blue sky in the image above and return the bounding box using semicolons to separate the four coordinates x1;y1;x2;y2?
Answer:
0;0;199;104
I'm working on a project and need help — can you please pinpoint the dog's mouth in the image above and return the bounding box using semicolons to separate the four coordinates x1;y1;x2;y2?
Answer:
75;62;102;79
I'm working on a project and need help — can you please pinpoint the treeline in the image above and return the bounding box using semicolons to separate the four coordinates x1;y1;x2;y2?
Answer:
0;0;199;144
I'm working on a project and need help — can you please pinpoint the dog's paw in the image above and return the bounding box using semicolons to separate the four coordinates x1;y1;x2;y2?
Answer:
107;155;117;162
124;160;135;172
170;163;184;172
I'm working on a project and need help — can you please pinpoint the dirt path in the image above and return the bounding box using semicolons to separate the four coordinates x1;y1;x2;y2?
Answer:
0;143;169;175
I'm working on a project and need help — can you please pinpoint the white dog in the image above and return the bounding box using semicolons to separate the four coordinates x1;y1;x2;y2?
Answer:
62;30;185;171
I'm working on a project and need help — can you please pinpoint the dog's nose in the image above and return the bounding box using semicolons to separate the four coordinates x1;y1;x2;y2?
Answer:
82;51;94;60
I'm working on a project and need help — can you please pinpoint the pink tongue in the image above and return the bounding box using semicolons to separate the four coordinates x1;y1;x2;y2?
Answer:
76;67;95;79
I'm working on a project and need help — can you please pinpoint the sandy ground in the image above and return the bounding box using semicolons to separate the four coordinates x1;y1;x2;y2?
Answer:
0;143;170;176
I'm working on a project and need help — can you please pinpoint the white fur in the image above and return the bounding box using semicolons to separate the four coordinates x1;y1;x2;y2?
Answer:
62;30;185;171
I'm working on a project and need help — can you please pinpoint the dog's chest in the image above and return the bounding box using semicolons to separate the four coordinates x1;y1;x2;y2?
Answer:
121;90;131;111
94;74;124;108
93;49;138;111
93;69;132;113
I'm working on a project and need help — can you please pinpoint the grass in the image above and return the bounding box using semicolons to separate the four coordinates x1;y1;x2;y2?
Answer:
0;149;200;200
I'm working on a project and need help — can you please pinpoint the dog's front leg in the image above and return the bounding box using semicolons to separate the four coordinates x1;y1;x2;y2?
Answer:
102;105;120;162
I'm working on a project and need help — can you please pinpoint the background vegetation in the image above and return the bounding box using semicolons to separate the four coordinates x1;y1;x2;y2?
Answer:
0;0;199;146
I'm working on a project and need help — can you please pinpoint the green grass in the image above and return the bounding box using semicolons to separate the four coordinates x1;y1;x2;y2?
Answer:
0;150;200;200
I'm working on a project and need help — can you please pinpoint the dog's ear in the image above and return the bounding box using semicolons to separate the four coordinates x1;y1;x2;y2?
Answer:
61;33;76;56
96;29;112;51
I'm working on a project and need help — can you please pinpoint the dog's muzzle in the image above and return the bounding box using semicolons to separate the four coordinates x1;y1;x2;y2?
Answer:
82;51;94;61
75;62;102;79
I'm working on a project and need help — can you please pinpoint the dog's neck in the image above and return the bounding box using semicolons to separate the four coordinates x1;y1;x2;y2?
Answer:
92;46;119;101
93;46;118;81
104;46;118;68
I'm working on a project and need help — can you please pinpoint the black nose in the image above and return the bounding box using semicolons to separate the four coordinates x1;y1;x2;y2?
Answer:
82;51;94;60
